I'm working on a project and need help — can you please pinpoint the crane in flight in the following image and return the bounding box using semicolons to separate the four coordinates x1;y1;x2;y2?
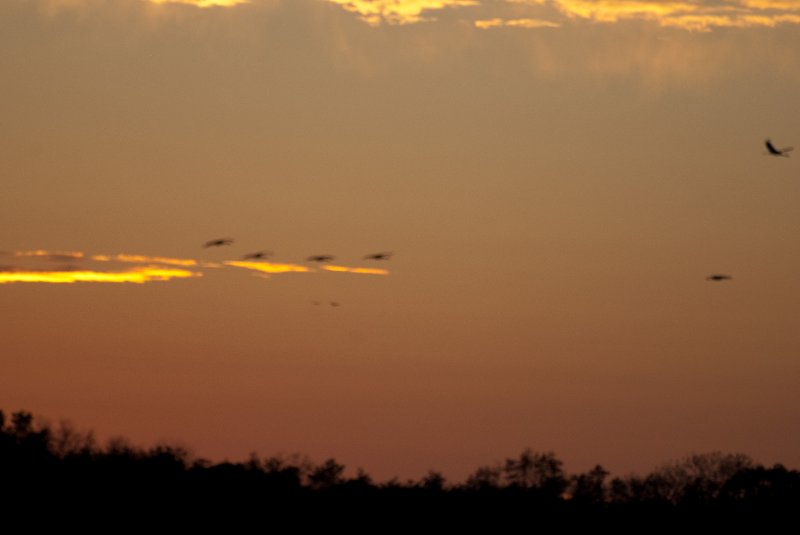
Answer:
765;139;793;157
307;255;335;262
203;238;234;248
242;251;273;260
364;252;393;260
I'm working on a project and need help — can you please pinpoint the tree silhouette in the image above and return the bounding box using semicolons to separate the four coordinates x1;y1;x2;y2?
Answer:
503;449;567;498
1;408;799;523
308;458;345;489
569;465;609;504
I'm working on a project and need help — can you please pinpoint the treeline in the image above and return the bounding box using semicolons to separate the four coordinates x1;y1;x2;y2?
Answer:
2;410;798;525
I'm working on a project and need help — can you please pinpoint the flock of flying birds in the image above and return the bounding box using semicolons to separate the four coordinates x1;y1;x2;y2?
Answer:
201;238;393;263
703;138;793;283
205;138;791;285
201;239;392;305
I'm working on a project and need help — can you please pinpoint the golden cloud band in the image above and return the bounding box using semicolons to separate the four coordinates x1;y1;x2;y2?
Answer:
0;250;390;284
0;267;201;284
33;1;800;31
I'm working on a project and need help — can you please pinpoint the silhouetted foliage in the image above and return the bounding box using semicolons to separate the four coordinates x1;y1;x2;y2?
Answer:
308;458;346;489
2;408;798;524
464;464;503;491
569;465;609;504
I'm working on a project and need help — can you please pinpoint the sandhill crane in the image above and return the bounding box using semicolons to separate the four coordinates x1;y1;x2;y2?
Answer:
242;251;273;260
203;238;234;248
307;255;334;262
364;252;393;260
765;139;793;157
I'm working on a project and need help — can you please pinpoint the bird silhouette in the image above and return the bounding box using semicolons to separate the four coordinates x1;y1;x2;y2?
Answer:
241;251;273;260
364;252;393;260
706;274;732;281
203;238;234;248
307;255;334;262
765;139;793;157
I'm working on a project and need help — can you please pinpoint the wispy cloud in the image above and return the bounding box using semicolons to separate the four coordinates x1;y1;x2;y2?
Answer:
0;267;201;284
321;0;800;30
93;254;198;267
325;0;478;26
1;249;390;284
146;0;251;7
549;0;800;31
475;17;560;29
738;0;800;9
551;0;704;23
322;265;389;275
223;260;312;276
659;12;800;30
21;0;800;31
13;250;85;261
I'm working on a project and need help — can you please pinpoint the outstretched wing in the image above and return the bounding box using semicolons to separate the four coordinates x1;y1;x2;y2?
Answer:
765;139;781;154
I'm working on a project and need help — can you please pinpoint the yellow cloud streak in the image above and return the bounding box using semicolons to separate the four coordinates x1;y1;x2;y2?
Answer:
322;265;389;275
326;0;477;26
146;0;250;7
0;267;201;284
475;17;561;29
223;260;312;274
738;0;800;10
14;250;84;259
547;0;800;31
659;13;800;30
92;254;198;267
552;0;702;22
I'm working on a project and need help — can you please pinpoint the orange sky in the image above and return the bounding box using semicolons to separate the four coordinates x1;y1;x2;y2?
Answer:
2;0;799;481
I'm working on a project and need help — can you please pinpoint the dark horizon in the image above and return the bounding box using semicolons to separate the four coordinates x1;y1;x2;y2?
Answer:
4;408;800;526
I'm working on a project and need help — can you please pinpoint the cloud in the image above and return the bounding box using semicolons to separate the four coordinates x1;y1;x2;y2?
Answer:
738;0;800;9
322;265;389;275
18;0;800;32
145;0;251;7
0;266;202;284
551;1;704;23
659;12;800;31
92;254;198;267
321;0;800;31
223;260;312;277
475;17;560;28
0;249;394;285
548;0;800;30
13;250;85;262
325;0;478;26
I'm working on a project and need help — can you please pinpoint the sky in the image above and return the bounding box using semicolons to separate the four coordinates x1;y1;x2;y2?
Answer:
2;0;800;482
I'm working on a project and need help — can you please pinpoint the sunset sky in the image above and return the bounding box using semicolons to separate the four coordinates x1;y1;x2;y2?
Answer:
2;0;799;481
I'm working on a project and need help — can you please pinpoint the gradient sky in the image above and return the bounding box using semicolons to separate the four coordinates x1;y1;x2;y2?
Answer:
2;0;800;481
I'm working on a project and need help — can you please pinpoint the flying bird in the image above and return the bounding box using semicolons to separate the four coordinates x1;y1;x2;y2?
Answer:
203;238;234;248
307;255;334;262
706;274;732;281
364;252;393;260
765;139;793;157
241;251;273;260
